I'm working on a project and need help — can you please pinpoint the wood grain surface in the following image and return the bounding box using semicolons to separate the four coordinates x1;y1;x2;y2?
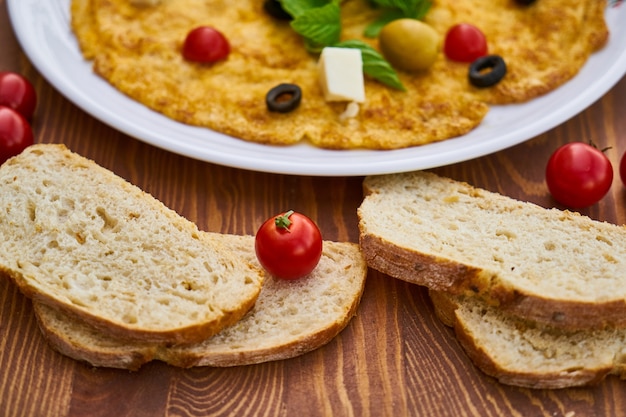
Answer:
1;2;626;416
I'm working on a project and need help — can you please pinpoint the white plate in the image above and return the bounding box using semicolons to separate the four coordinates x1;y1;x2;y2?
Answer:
7;1;626;176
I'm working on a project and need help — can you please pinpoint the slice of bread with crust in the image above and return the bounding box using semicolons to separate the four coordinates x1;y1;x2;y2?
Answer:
33;236;367;370
358;171;626;330
0;144;264;345
429;290;626;389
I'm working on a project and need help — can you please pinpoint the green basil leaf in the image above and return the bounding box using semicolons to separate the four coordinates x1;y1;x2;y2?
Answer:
363;1;431;37
370;0;430;17
411;0;431;19
290;2;342;47
363;9;404;38
334;40;405;90
278;0;331;18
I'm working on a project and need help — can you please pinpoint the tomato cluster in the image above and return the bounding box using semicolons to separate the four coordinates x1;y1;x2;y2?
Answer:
0;72;36;165
545;142;626;209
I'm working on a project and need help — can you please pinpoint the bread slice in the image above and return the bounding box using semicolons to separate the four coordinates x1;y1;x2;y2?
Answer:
0;144;263;344
33;235;367;370
429;290;626;389
358;170;626;330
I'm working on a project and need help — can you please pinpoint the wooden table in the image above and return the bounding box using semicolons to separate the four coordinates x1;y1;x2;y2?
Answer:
2;2;625;416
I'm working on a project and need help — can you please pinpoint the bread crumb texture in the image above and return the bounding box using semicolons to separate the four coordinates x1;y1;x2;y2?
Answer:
360;171;626;303
0;145;263;342
461;299;625;371
33;237;367;369
164;239;367;366
204;242;361;344
445;294;626;388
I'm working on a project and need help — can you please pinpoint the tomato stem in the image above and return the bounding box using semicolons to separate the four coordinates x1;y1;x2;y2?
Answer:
587;140;612;153
275;210;294;231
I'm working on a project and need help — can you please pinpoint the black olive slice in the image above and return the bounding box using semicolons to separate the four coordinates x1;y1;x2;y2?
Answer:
515;0;536;5
266;83;302;113
468;55;507;88
263;0;292;20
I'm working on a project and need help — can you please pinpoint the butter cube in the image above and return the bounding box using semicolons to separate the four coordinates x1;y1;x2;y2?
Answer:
318;47;365;103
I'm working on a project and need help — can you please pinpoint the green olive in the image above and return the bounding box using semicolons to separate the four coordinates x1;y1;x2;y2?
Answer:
378;19;440;72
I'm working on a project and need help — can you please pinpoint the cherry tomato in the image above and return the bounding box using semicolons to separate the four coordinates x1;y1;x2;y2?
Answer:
255;210;323;280
545;142;613;208
444;23;488;63
0;72;37;120
0;106;34;165
182;26;230;63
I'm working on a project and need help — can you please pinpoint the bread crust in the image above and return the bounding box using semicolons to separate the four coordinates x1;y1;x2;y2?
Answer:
163;293;363;368
361;233;626;330
359;233;483;293
36;298;362;369
25;280;258;346
33;239;367;370
35;308;156;371
359;171;626;330
453;322;613;389
430;291;621;389
0;144;264;344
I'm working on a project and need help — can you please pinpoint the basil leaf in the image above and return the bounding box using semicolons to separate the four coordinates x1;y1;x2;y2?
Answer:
278;0;331;18
363;9;404;38
334;40;405;91
279;0;410;91
411;1;431;19
370;0;431;17
363;0;432;37
290;2;342;48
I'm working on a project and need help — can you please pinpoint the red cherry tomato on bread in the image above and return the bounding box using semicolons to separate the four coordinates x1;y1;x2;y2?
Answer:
0;106;34;165
182;26;230;63
545;142;613;208
0;72;37;120
444;23;488;63
255;210;323;280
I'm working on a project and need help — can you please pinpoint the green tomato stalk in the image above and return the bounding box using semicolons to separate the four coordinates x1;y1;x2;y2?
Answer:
275;210;295;231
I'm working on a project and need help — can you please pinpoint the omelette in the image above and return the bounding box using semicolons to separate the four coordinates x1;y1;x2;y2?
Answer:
70;0;608;150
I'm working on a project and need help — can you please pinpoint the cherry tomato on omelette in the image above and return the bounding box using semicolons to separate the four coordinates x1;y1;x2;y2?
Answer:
0;106;34;165
444;23;488;63
182;26;230;63
545;142;613;208
255;210;323;280
0;72;37;120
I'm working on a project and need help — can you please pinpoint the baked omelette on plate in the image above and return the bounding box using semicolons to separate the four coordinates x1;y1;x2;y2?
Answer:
70;0;608;150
